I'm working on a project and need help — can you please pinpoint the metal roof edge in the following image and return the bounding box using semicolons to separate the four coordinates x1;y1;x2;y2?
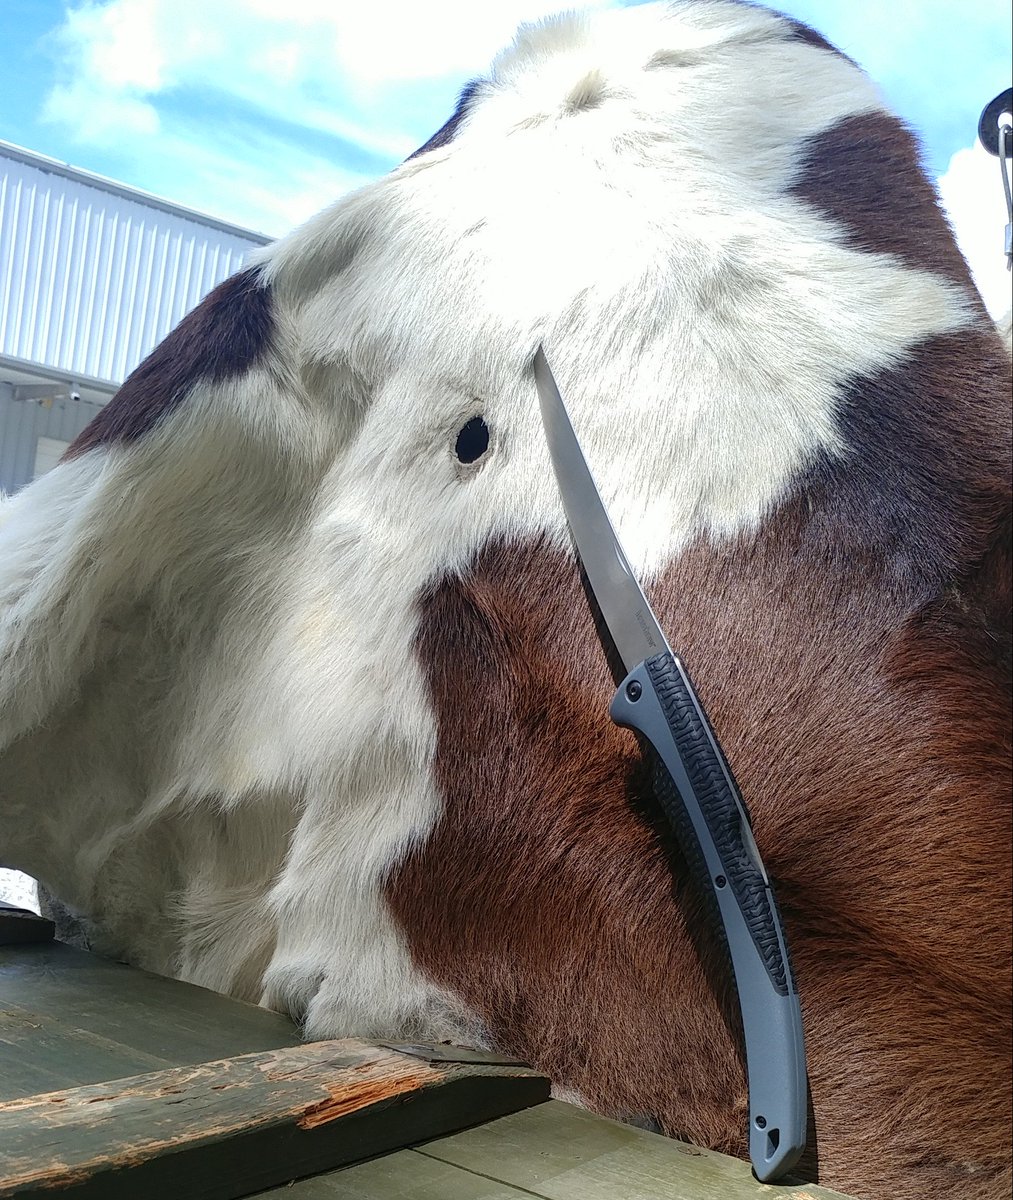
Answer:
0;352;119;397
0;139;276;246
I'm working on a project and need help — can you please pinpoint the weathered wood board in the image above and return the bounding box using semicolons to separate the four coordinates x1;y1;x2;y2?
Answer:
0;1039;549;1199
0;905;54;947
276;1148;532;1198
271;1101;861;1200
418;1100;856;1199
0;939;861;1200
0;941;299;1099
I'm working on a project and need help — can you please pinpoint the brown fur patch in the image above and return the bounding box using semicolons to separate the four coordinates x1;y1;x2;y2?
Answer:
791;111;982;296
389;328;1012;1200
64;267;273;459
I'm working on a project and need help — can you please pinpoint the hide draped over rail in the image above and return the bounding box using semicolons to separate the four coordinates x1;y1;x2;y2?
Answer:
1;4;1009;1199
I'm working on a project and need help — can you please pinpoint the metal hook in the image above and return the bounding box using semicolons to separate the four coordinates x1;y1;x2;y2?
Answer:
1001;127;1013;270
978;90;1012;157
978;89;1013;270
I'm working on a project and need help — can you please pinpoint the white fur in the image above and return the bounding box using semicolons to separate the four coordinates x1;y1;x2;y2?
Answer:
0;2;979;1038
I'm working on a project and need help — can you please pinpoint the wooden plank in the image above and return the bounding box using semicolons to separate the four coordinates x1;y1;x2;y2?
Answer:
0;904;53;946
418;1100;859;1200
0;1005;175;1099
0;1038;550;1200
0;942;299;1099
265;1149;532;1198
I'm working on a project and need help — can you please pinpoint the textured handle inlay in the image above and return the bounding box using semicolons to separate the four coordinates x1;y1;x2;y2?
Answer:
644;652;790;997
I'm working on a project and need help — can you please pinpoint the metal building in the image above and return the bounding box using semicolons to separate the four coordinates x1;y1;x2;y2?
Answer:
0;140;272;495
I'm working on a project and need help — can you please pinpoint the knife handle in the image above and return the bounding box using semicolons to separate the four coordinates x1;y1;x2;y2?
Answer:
609;651;807;1183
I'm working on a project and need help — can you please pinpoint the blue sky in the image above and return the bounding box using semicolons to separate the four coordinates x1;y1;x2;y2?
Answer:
0;1;1010;311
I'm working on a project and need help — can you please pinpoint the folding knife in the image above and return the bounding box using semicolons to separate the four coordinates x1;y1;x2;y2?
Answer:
533;346;807;1182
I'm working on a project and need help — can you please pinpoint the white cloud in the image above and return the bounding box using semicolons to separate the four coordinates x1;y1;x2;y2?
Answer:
64;0;168;90
44;0;602;149
937;141;1011;320
37;0;1013;303
128;124;377;236
39;0;613;230
43;84;159;142
241;0;594;84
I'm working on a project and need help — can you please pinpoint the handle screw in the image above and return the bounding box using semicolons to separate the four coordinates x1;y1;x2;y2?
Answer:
626;680;642;701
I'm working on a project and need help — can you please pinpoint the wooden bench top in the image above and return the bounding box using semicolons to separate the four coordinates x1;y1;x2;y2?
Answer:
273;1100;858;1200
0;910;858;1200
0;934;299;1100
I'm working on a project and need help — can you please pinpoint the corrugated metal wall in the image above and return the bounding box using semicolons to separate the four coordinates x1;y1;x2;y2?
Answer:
0;146;268;388
0;143;273;495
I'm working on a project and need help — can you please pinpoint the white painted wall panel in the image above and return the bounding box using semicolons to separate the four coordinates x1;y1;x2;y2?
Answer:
0;384;106;492
0;145;270;388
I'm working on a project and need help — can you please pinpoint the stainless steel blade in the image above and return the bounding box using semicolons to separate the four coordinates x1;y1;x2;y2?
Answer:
534;345;672;672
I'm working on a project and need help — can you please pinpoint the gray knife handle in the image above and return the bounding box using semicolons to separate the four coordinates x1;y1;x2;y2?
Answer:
610;652;807;1182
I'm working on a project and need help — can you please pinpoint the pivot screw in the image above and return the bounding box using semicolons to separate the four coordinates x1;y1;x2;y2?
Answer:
755;1116;767;1129
626;680;642;701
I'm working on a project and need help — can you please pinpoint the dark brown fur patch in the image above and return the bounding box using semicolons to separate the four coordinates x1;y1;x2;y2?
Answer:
779;15;852;61
64;267;274;459
390;328;1012;1200
407;81;484;161
798;328;1012;595
791;111;982;295
722;2;851;61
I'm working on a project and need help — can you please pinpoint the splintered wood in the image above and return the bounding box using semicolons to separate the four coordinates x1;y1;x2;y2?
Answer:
0;1039;549;1199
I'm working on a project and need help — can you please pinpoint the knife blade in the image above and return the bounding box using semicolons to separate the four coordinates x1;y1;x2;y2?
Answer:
533;345;807;1182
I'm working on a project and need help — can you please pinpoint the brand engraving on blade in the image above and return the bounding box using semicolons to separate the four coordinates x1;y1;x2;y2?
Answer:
635;608;658;648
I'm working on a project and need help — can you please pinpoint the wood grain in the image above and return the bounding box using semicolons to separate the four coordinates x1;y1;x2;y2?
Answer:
0;1038;549;1199
276;1148;531;1198
0;941;298;1100
418;1100;859;1200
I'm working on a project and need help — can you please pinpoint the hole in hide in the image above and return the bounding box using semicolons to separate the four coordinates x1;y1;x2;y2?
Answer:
455;416;490;464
